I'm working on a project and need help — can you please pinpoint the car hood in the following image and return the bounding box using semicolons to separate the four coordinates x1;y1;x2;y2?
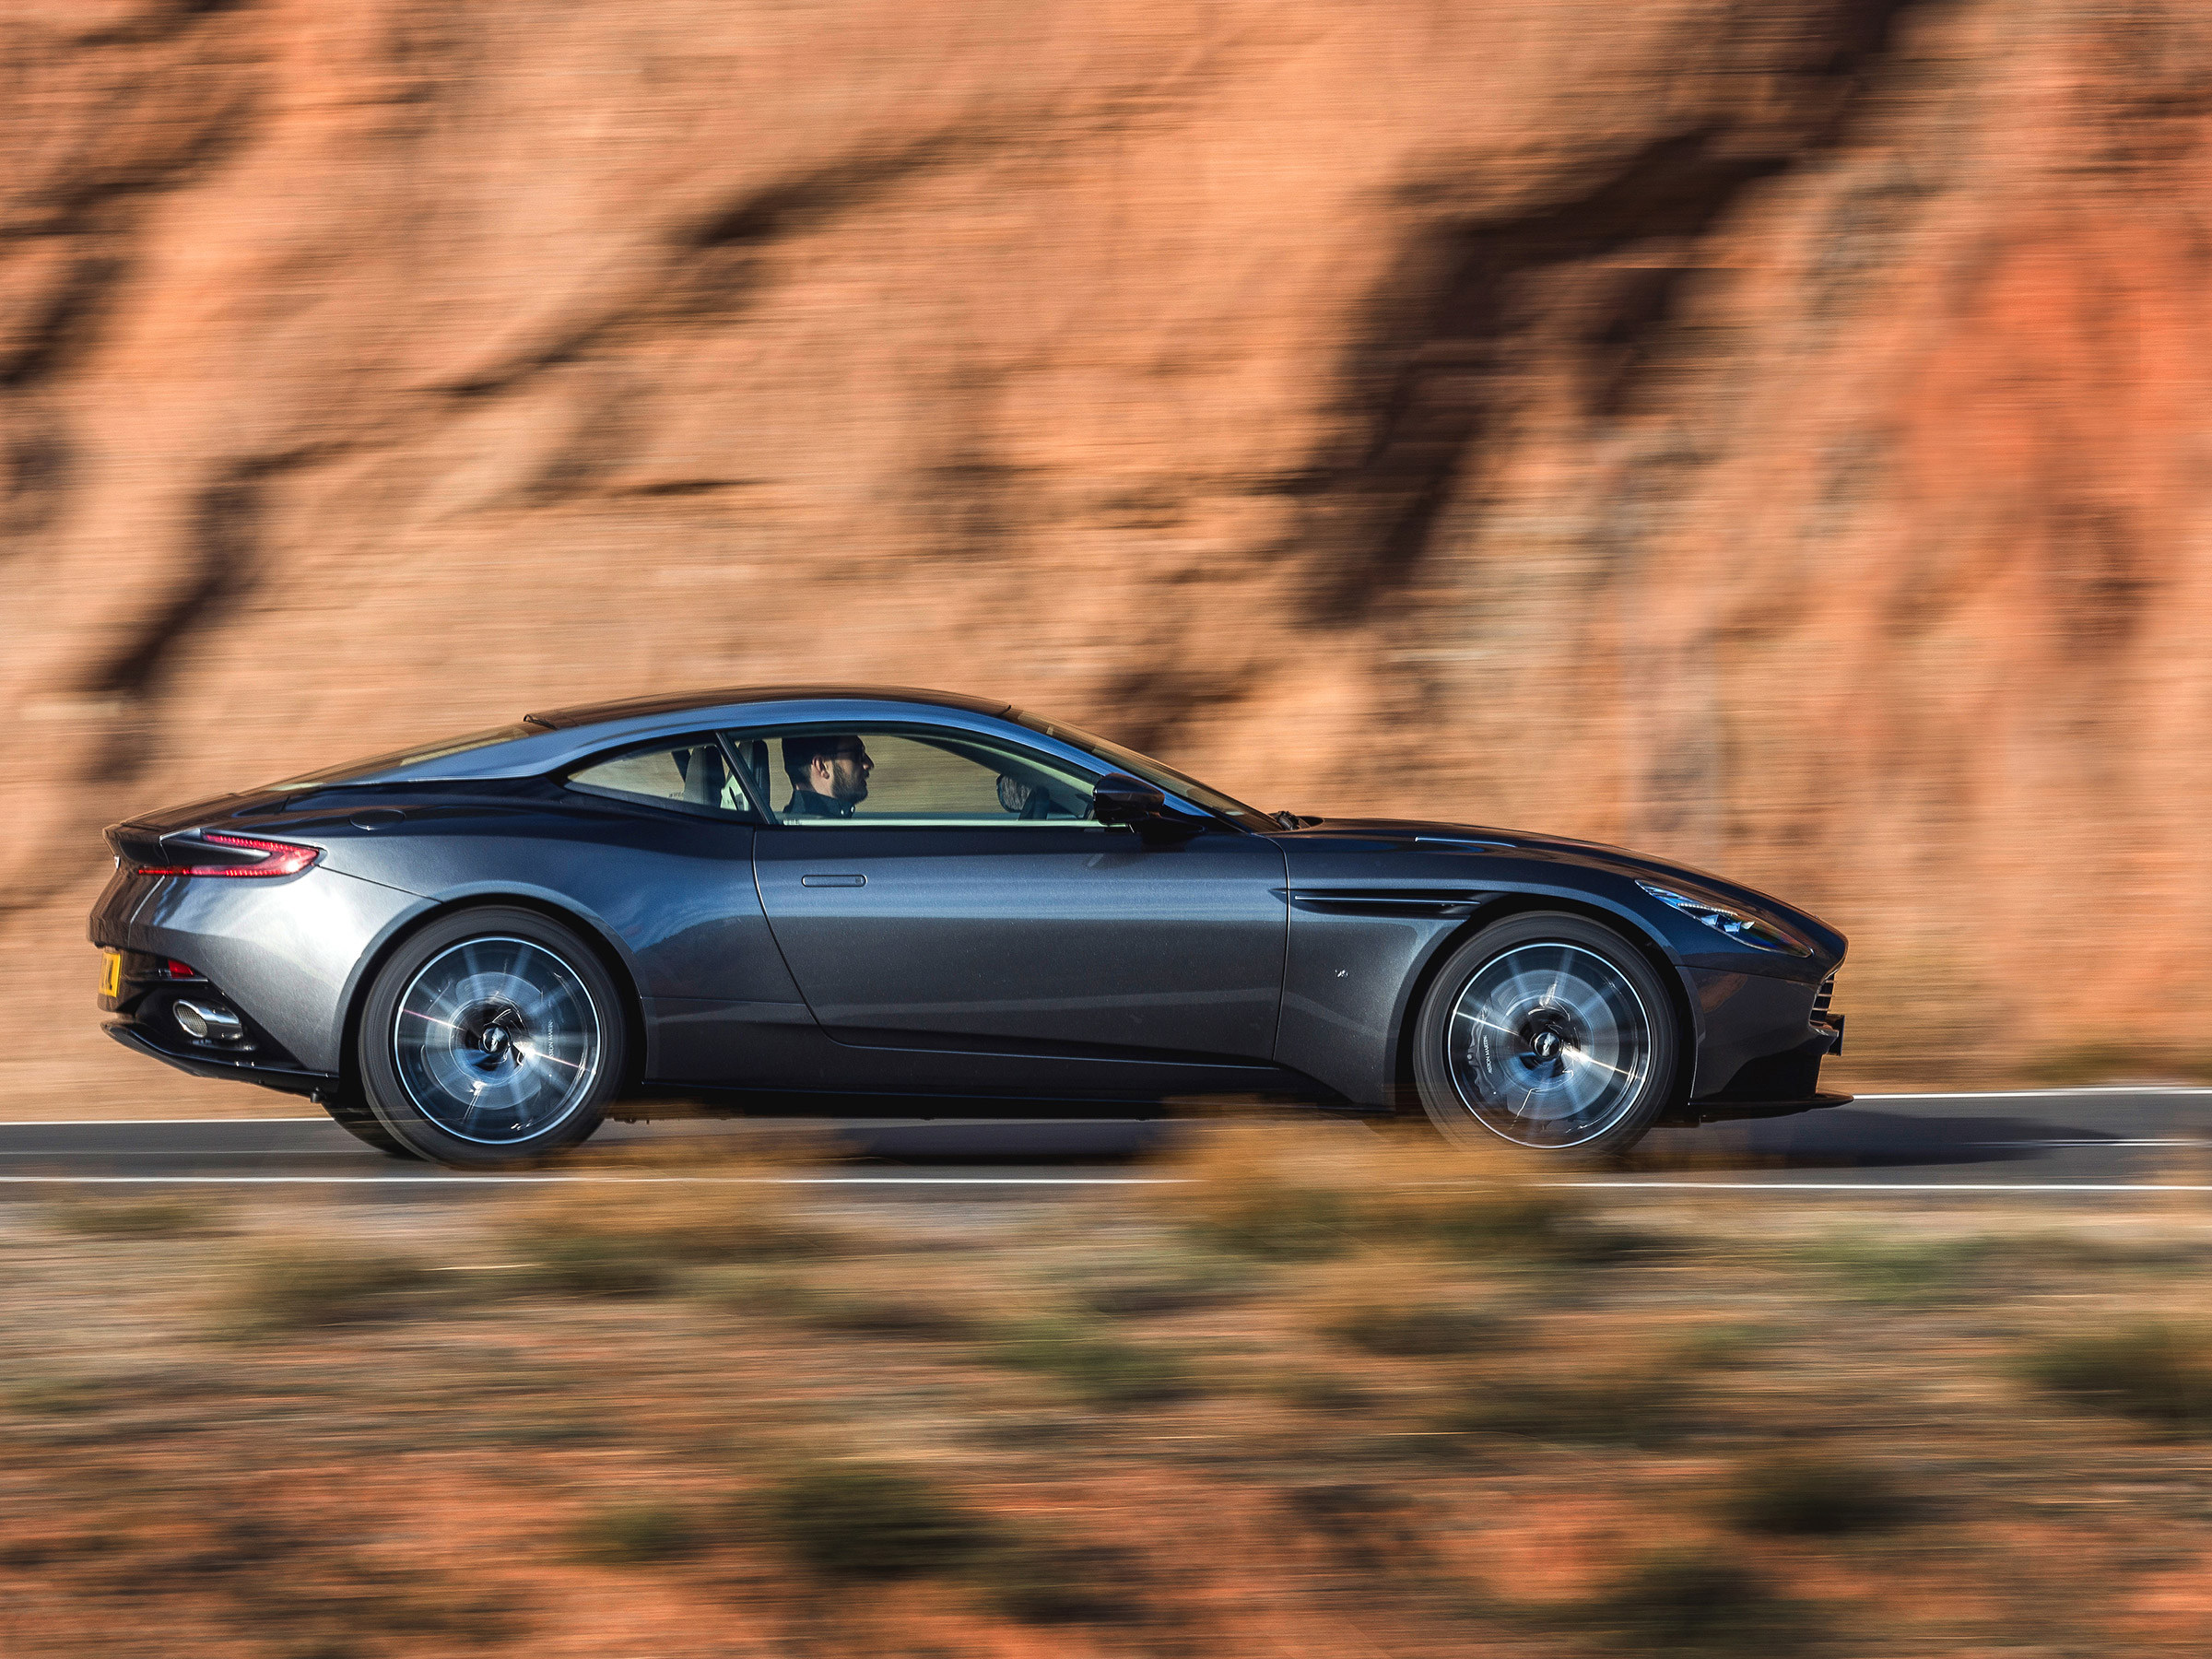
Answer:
1273;816;1846;968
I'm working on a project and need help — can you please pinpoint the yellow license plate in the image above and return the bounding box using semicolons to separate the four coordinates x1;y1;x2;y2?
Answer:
99;949;122;999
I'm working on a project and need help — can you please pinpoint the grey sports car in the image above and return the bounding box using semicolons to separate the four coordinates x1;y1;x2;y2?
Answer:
90;686;1846;1166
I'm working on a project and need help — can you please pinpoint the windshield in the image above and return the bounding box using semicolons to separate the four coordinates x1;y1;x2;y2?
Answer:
271;722;543;788
1014;712;1274;831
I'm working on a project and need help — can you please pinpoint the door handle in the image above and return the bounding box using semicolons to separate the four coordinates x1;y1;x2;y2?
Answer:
799;874;866;888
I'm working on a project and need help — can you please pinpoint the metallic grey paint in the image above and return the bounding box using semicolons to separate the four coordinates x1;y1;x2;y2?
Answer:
89;689;1847;1124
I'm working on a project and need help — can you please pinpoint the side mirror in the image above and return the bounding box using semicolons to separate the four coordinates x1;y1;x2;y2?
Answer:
1090;773;1168;826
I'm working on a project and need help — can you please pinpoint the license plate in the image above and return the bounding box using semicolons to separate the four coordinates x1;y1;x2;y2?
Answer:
99;949;122;999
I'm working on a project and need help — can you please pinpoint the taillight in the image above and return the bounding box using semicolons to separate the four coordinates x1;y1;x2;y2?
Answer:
135;833;321;878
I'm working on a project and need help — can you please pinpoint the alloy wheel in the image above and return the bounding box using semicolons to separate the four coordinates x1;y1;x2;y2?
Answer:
391;935;602;1145
1443;942;1655;1149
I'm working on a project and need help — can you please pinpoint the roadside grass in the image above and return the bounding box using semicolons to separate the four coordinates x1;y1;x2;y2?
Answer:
2026;1041;2212;1087
1435;1374;1679;1446
1575;1549;1818;1654
968;1537;1150;1625
1326;1303;1502;1358
569;1501;704;1566
1794;1233;1992;1303
987;1317;1195;1405
1721;1449;1918;1535
752;1459;1141;1623
5;1375;110;1415
759;1460;995;1579
18;1120;2212;1654
1077;1252;1265;1317
216;1244;453;1336
498;1147;836;1295
1158;1126;1639;1266
2023;1322;2212;1432
46;1194;228;1238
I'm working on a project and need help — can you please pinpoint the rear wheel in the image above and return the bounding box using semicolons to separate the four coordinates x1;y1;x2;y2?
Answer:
359;908;623;1167
1410;912;1679;1159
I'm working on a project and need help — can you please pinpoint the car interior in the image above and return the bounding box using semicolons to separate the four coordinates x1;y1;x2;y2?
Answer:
567;728;1102;826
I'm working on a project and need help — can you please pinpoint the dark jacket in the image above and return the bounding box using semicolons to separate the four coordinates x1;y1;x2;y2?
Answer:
783;786;858;818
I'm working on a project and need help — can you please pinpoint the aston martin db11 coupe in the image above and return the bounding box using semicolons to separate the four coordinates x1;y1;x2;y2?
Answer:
91;686;1846;1165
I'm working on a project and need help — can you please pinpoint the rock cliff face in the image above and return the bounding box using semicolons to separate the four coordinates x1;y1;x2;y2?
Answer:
6;0;2208;1109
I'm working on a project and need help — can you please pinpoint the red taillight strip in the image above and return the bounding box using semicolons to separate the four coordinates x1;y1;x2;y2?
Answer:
135;833;321;878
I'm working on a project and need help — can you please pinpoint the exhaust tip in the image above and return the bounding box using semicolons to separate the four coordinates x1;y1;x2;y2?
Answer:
173;999;245;1043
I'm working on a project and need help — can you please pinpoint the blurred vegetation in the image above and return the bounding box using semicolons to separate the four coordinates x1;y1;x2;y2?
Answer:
217;1245;450;1335
7;1127;2212;1653
2023;1323;2212;1433
1721;1450;1918;1535
568;1501;703;1566
46;1194;227;1238
759;1461;994;1579
1581;1550;1816;1653
987;1317;1195;1404
2026;1041;2212;1088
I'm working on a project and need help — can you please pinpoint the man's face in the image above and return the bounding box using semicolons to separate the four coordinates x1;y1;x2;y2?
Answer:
813;740;871;802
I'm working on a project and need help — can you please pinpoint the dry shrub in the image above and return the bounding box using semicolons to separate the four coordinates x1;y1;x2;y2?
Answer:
1155;1124;1622;1265
1326;1302;1502;1359
497;1146;834;1295
971;1536;1151;1625
1796;1233;1990;1304
6;1375;109;1415
2025;1323;2212;1432
568;1501;704;1565
218;1243;451;1336
758;1460;994;1579
1579;1549;1816;1653
1722;1449;1917;1535
988;1318;1195;1405
47;1194;229;1239
1436;1375;1677;1446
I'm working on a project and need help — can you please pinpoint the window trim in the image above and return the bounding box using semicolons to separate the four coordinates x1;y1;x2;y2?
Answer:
558;731;766;824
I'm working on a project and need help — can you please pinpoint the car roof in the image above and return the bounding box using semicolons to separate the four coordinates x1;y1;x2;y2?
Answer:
524;684;1012;730
272;689;1038;790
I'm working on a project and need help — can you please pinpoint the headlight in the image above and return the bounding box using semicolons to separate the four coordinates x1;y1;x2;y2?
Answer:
1637;882;1808;956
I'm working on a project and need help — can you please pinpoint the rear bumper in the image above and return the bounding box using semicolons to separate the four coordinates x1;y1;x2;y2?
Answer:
103;1023;335;1100
89;864;420;1073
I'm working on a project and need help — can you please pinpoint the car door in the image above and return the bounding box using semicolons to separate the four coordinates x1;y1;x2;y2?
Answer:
736;723;1288;1061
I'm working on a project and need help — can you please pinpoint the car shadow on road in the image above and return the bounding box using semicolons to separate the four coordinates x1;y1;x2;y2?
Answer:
1630;1110;2111;1171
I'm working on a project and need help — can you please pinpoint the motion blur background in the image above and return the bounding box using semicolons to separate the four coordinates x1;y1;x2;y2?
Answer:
6;0;2210;1108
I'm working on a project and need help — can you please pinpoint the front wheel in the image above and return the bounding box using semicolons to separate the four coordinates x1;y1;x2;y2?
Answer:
1410;913;1679;1159
359;908;623;1167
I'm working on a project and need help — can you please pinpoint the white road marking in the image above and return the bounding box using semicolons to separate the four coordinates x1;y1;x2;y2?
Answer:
1562;1181;2212;1194
1972;1139;2212;1148
0;1119;327;1126
1853;1088;2212;1100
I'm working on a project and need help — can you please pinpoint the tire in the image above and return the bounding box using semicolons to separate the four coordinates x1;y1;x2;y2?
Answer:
358;907;624;1168
321;1088;424;1160
1410;912;1680;1159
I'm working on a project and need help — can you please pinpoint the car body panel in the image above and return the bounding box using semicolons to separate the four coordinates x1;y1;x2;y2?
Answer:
90;688;1847;1123
1269;822;1843;1102
753;821;1287;1059
93;864;419;1072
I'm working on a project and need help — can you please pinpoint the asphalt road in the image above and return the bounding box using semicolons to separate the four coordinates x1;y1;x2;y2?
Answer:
3;1089;2212;1197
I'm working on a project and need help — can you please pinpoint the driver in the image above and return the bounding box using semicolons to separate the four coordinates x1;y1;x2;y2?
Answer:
782;734;873;818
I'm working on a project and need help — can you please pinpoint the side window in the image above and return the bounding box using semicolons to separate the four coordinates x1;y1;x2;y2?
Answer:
565;738;753;818
728;726;1100;826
